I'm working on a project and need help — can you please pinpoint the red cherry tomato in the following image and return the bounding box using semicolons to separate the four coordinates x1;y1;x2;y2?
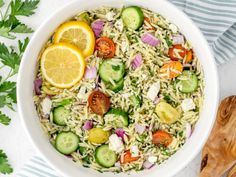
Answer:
168;44;187;61
96;37;115;59
152;130;173;147
88;90;110;116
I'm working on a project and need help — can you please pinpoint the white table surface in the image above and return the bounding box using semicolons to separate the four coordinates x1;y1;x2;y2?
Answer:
0;0;235;176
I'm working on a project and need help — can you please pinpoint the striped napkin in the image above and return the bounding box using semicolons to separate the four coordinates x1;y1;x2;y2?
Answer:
17;0;236;177
170;0;236;64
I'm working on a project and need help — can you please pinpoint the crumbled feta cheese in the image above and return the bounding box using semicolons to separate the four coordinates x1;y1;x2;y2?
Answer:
122;93;132;98
169;24;178;33
147;81;160;101
130;145;139;157
148;156;157;163
41;97;52;116
169;137;178;149
121;40;129;52
105;12;116;21
109;134;124;153
77;86;87;99
181;98;195;112
114;19;123;32
142;74;147;79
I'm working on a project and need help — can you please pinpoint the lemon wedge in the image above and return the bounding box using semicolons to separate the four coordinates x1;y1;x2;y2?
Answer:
41;43;85;88
54;21;95;57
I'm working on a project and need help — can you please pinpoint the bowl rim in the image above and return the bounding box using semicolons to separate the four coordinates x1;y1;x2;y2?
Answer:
17;0;219;177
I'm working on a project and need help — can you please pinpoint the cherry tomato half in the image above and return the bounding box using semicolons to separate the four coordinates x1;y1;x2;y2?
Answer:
152;130;173;147
160;61;183;79
144;17;156;31
168;44;186;61
184;49;193;63
96;37;116;59
120;150;140;164
88;90;110;116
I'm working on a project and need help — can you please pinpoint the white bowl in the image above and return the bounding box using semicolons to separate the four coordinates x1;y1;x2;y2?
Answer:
17;0;219;177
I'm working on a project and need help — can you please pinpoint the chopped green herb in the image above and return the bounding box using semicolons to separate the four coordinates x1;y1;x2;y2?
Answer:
112;65;120;71
165;36;172;47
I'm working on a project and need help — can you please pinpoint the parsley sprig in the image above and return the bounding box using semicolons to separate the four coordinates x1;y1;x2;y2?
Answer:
0;37;29;125
0;0;39;127
0;150;13;174
0;0;39;39
0;0;39;174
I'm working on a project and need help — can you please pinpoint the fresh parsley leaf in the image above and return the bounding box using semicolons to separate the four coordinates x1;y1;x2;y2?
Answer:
11;23;33;33
0;95;15;111
0;96;5;108
0;41;8;54
0;150;13;174
7;87;16;104
0;16;33;38
18;37;29;53
0;26;15;39
0;81;16;92
0;0;4;8
0;112;11;126
7;15;33;33
0;43;20;70
11;0;40;17
0;1;39;39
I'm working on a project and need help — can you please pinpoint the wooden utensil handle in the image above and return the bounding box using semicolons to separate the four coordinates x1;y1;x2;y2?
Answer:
199;96;236;177
227;164;236;177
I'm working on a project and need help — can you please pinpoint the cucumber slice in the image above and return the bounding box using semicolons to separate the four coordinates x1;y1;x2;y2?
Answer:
95;145;117;168
76;12;91;25
121;6;144;30
53;106;70;126
107;78;124;93
129;95;142;107
105;108;129;127
55;132;79;155
99;59;125;83
177;71;198;93
53;99;72;107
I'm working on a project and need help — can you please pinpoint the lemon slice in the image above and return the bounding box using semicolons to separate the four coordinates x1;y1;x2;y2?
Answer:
41;43;85;88
54;21;95;57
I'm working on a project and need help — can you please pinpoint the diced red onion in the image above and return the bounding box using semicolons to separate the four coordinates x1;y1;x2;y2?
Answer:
141;33;160;47
115;128;125;140
92;20;104;38
185;123;192;138
183;63;195;68
65;154;73;158
153;96;160;104
135;124;146;134
34;78;42;95
143;160;155;169
115;161;121;167
131;54;143;69
83;120;93;130
183;63;193;67
172;34;184;45
84;67;97;79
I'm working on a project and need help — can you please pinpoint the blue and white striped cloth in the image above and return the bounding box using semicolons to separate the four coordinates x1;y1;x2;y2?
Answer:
17;156;61;177
17;0;236;177
170;0;236;64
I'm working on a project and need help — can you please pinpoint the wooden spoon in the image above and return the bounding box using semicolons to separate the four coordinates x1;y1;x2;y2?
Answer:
199;96;236;177
227;164;236;177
